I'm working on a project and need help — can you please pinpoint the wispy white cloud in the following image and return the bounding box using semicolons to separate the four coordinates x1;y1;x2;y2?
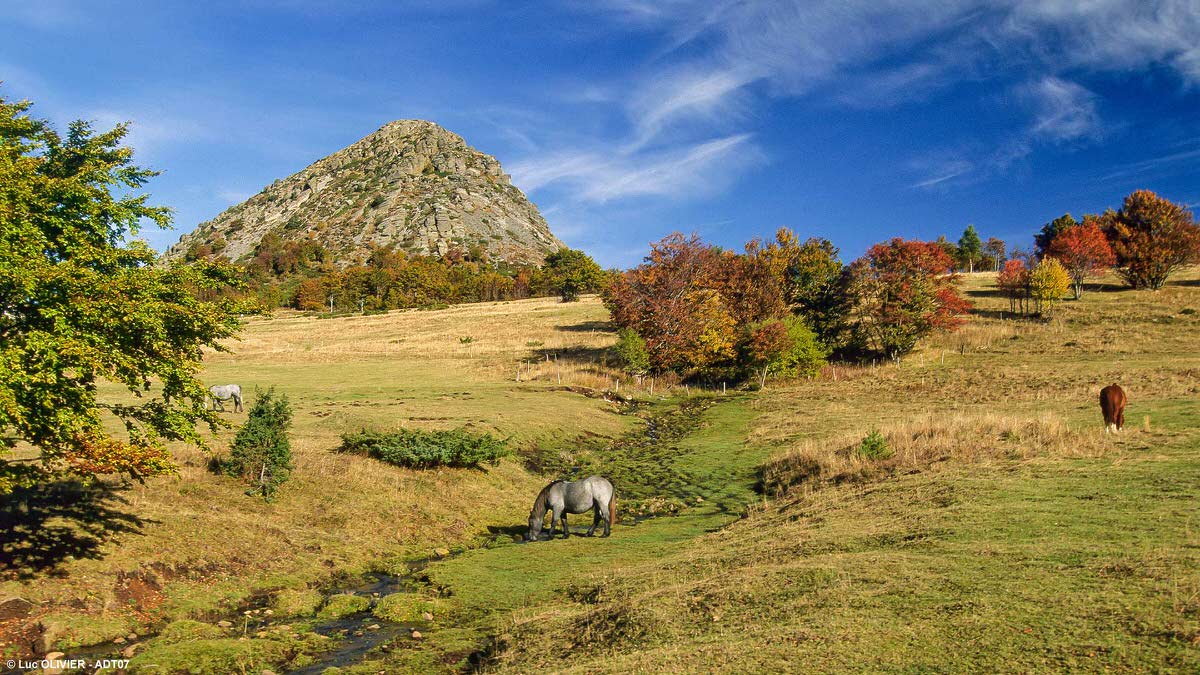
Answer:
625;66;755;151
1026;77;1100;142
910;160;975;189
1101;143;1200;181
578;0;1200;193
511;133;759;203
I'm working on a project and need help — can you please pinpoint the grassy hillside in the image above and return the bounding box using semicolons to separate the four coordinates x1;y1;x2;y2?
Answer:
0;297;641;655
477;271;1200;672
3;271;1198;673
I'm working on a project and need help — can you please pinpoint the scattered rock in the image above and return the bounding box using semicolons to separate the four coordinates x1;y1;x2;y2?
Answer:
354;630;364;637
433;548;451;558
263;609;274;616
411;630;423;639
0;597;34;620
511;534;524;543
217;620;233;628
113;636;126;645
121;643;144;659
422;612;434;621
34;621;62;653
261;670;279;675
44;651;65;660
127;633;139;640
367;624;380;630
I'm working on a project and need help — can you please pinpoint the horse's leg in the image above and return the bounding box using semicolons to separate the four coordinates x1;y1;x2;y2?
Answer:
587;506;599;536
235;394;243;413
560;512;569;539
215;397;225;412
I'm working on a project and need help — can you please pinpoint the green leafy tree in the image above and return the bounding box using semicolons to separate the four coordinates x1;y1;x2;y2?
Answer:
1035;213;1077;258
744;316;828;388
613;328;651;375
0;93;253;493
957;225;983;273
222;389;293;499
542;248;605;302
767;233;854;353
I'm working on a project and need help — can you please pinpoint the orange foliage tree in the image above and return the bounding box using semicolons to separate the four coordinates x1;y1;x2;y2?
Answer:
1047;218;1115;299
996;258;1031;314
1100;190;1200;290
848;239;971;359
604;234;742;374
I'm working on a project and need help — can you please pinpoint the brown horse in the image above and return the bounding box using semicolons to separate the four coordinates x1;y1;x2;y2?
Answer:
1100;384;1126;433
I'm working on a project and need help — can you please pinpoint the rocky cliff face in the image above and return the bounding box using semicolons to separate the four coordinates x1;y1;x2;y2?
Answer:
164;120;564;266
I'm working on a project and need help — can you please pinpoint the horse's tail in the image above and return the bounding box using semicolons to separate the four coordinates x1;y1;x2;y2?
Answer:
607;492;615;529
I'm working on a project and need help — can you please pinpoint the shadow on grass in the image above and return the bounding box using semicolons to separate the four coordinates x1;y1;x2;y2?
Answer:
556;320;613;333
523;345;611;365
0;479;151;580
486;523;529;539
1170;278;1200;288
966;288;1006;299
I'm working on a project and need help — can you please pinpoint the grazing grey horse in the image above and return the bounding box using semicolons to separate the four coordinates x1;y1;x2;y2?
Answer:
527;476;615;541
208;384;243;413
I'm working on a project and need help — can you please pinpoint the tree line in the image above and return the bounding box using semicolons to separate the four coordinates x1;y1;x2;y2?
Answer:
186;232;609;312
603;230;971;382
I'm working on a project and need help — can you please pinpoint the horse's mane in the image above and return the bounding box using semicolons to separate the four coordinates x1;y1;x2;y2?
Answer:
531;480;564;515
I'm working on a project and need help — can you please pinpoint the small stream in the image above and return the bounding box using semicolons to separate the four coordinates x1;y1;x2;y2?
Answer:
54;555;457;675
49;395;727;674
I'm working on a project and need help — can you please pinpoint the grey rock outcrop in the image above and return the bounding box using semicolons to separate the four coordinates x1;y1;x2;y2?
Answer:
164;120;563;266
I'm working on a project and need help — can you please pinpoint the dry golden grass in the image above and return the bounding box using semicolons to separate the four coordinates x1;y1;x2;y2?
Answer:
758;412;1112;497
2;295;648;650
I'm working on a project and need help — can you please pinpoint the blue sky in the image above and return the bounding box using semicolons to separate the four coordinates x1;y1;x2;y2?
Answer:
3;0;1199;267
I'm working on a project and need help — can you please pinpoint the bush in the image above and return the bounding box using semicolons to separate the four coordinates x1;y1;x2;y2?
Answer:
220;388;293;500
337;428;509;469
774;316;828;380
856;429;892;460
613;328;650;375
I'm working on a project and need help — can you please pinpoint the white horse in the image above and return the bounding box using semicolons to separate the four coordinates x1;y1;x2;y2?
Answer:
527;476;615;540
208;384;243;413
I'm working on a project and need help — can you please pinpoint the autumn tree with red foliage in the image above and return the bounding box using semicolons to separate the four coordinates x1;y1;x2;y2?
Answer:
1099;190;1200;290
1047;218;1116;299
996;259;1031;314
848;239;971;359
603;233;794;376
604;234;746;374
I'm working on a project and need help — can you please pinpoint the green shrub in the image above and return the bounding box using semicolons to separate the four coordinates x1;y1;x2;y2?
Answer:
220;388;293;500
856;429;892;460
336;428;509;469
613;328;650;375
775;316;828;379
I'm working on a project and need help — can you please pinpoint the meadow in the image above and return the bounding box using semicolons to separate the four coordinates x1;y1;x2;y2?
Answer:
2;270;1198;673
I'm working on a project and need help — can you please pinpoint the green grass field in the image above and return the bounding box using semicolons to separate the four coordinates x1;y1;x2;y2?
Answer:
3;272;1199;673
